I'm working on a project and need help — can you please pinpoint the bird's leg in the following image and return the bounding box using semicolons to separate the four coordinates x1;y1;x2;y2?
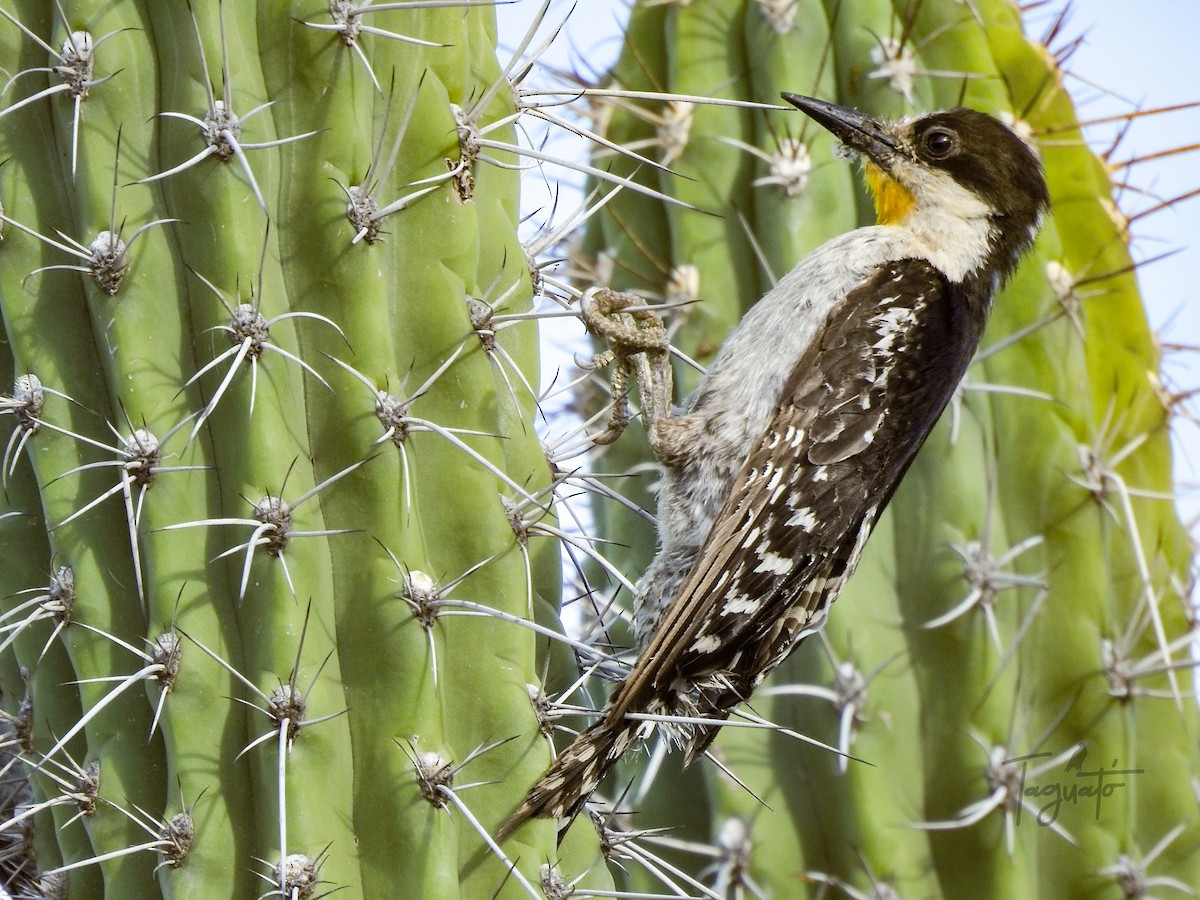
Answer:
586;348;632;447
580;287;686;463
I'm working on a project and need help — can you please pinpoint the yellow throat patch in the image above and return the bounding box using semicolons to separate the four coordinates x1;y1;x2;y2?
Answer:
865;161;916;226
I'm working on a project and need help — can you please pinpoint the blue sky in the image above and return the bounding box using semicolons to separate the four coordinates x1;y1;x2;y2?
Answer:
1073;0;1200;531
497;0;1200;535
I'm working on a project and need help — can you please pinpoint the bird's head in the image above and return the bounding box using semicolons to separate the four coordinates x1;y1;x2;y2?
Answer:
783;94;1050;284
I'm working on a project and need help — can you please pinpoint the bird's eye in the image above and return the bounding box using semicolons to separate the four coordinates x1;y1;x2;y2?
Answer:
921;127;958;159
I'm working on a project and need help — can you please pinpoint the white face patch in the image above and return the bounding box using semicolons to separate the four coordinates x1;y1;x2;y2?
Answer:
886;156;994;282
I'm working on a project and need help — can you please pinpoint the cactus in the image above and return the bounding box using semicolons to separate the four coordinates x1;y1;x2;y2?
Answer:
0;2;613;896
0;2;1196;900
572;1;1200;898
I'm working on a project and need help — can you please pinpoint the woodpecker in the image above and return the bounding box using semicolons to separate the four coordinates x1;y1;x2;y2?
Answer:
499;95;1049;840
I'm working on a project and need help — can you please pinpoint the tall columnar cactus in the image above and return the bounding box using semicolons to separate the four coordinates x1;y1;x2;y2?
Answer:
0;2;616;897
0;1;1196;899
573;0;1199;898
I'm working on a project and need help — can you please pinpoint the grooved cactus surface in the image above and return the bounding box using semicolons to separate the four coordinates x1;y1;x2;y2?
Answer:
0;2;606;897
0;1;1196;899
578;1;1199;898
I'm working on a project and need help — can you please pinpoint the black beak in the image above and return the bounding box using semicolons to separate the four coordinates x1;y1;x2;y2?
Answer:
781;94;897;168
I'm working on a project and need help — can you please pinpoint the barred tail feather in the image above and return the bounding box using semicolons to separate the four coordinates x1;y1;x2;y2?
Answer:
682;718;728;769
497;718;638;841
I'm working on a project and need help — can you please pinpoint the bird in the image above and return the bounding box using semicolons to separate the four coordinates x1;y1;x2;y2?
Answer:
498;94;1050;841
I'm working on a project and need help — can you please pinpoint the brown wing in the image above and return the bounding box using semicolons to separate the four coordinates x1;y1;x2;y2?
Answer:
608;258;986;728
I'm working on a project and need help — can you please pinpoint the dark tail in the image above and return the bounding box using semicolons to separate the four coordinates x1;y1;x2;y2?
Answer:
497;717;638;842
